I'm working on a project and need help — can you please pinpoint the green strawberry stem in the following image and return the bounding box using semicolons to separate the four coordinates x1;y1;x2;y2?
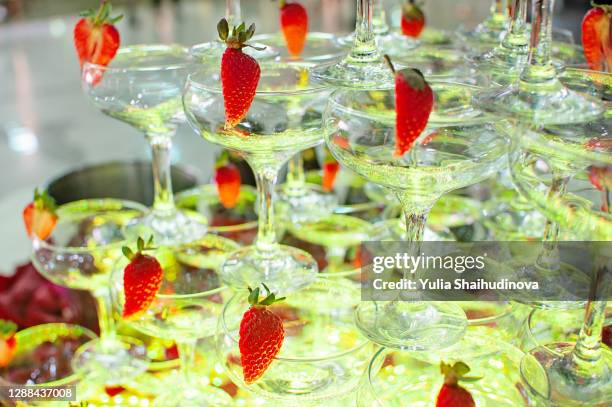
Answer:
0;320;17;340
33;188;57;213
217;18;265;51
248;283;285;307
122;236;156;260
383;54;396;75
215;150;231;169
81;0;123;25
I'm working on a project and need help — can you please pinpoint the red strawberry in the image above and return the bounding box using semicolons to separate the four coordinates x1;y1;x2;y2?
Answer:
0;320;17;367
588;166;612;191
239;284;285;384
436;361;480;407
215;150;241;208
603;324;612;347
322;151;339;192
581;5;612;71
73;1;122;69
122;237;163;319
22;189;58;241
401;0;425;38
279;1;308;57
104;386;125;397
384;55;434;157
218;18;262;129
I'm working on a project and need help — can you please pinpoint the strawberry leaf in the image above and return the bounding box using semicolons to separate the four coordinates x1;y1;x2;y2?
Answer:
0;320;17;339
218;18;229;41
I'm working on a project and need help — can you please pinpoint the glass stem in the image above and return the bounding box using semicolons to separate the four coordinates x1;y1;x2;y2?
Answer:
499;0;528;52
536;175;569;270
286;153;306;192
93;288;116;343
147;133;176;216
519;0;558;86
249;159;282;251
484;0;508;30
348;0;380;63
177;339;198;385
225;0;241;26
372;0;389;36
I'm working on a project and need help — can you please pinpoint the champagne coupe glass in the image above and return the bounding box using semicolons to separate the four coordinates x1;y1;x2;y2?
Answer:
30;199;149;384
189;0;277;63
324;83;510;349
508;119;612;404
356;333;527;406
312;0;396;88
82;45;208;245
111;235;239;407
0;323;97;406
217;277;375;405
474;0;604;125
184;64;330;294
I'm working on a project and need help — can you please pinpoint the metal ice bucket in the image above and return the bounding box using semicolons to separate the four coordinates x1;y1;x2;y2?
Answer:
46;161;199;205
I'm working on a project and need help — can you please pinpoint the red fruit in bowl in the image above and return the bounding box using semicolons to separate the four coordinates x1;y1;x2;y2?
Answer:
239;284;285;384
436;361;480;407
0;320;17;367
401;0;425;38
218;18;262;129
322;149;339;192
588;165;612;191
581;5;612;71
74;0;122;69
122;237;163;319
279;0;308;57
215;150;241;209
385;55;434;157
603;324;612;347
22;189;58;241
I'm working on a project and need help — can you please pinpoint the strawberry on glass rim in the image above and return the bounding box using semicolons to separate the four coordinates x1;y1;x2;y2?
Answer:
0;320;17;367
278;0;308;57
122;237;163;319
581;1;612;71
401;0;426;38
239;283;285;384
73;0;122;70
22;189;58;241
218;18;263;129
214;150;242;209
384;55;434;158
322;151;339;192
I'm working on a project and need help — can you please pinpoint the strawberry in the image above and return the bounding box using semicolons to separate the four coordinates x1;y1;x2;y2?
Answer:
215;150;241;209
73;0;122;69
384;55;434;157
104;386;125;397
436;361;480;407
22;189;58;241
239;284;285;384
603;324;612;347
218;18;262;129
279;0;308;57
322;150;339;192
122;237;163;319
582;4;612;71
588;165;612;191
0;320;17;367
401;0;425;38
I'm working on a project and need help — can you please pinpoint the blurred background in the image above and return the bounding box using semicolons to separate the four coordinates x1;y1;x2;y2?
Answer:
0;0;590;271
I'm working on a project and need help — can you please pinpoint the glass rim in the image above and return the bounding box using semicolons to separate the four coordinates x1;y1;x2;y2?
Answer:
327;82;494;126
31;198;148;254
82;44;192;73
185;63;329;97
1;323;97;387
219;278;370;362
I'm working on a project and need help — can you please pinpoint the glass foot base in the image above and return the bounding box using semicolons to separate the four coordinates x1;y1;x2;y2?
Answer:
312;58;394;89
475;81;604;125
124;209;208;245
190;40;278;64
152;385;234;407
522;343;612;406
71;336;149;385
276;183;337;223
355;301;467;350
220;244;318;294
